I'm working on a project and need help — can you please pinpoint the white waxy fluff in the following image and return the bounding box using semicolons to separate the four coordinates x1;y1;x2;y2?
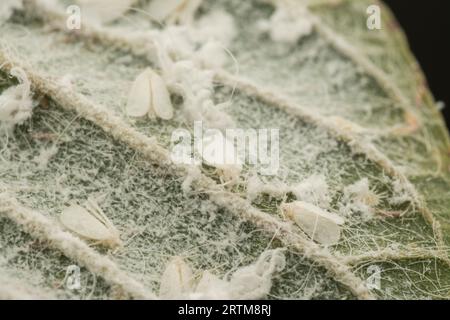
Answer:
258;6;313;44
339;178;380;220
59;197;122;249
181;165;202;194
195;41;229;69
159;256;194;299
152;30;235;129
32;144;59;170
246;175;289;201
159;250;285;300
0;67;34;131
191;249;286;299
126;68;174;120
282;201;345;245
226;249;286;299
76;0;135;24
290;174;331;208
215;164;242;185
194;10;236;46
389;179;413;206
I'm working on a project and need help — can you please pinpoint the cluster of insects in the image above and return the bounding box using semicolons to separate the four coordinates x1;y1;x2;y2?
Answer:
159;249;286;299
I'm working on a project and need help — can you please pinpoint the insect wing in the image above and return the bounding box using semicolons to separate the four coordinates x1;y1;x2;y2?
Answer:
126;69;152;117
85;197;110;227
149;71;174;120
283;201;344;245
60;204;112;241
159;257;193;299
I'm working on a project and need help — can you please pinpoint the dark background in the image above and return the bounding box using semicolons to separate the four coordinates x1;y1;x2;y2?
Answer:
383;0;450;127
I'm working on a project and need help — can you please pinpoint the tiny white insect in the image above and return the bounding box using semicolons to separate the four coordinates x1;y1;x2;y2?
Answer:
281;201;345;245
200;131;242;184
159;256;194;299
60;197;122;249
126;68;174;120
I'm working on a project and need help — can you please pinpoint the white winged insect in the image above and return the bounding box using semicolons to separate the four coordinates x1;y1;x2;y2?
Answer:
126;68;174;120
200;129;242;184
281;201;345;245
60;197;122;249
159;256;194;299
